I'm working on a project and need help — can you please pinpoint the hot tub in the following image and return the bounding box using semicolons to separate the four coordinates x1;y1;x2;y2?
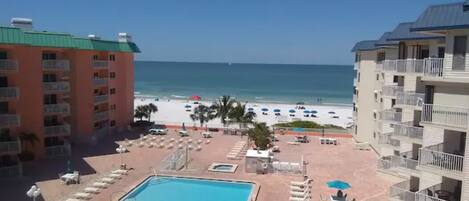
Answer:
208;163;238;173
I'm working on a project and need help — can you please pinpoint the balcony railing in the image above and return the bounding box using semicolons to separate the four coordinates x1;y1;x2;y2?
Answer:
94;111;109;122
92;60;109;68
44;124;71;137
0;139;21;154
0;87;19;100
0;114;20;127
42;60;70;71
392;123;423;140
380;110;402;122
0;60;18;72
415;184;446;201
375;63;383;72
45;142;71;158
378;133;400;148
383;59;425;74
389;180;418;201
396;92;424;107
423;58;444;78
353;78;357;87
44;103;70;115
382;85;403;97
93;78;108;86
419;144;464;173
0;163;23;177
354;63;359;70
43;81;70;93
94;95;108;103
421;104;469;129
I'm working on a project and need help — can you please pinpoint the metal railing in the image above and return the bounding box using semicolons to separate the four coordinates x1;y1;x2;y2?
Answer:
45;142;71;158
0;114;20;127
396;92;424;107
419;143;464;173
44;103;70;115
392;123;423;140
43;81;70;93
375;63;383;72
42;60;70;71
423;58;444;78
44;124;71;137
421;104;469;129
94;95;108;103
378;133;400;148
0;163;23;178
93;78;108;86
94;111;109;122
0;140;21;154
383;59;425;74
0;60;18;72
389;180;417;201
0;87;18;100
382;85;404;97
380;109;402;122
92;60;109;68
415;184;446;201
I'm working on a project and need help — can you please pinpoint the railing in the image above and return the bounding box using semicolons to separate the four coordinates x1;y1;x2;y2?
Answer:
389;180;417;201
0;163;23;177
44;103;70;115
0;114;20;127
92;60;109;68
392;123;423;140
396;92;424;107
0;87;19;100
45;142;71;158
375;63;383;72
44;124;71;137
354;63;359;70
378;156;418;172
94;111;109;122
421;104;469;129
42;60;70;71
380;110;402;122
423;58;444;78
415;184;446;201
94;95;109;103
353;78;357;87
378;133;400;148
419;144;464;173
382;85;404;97
0;60;18;72
0;140;21;154
43;81;70;93
383;59;425;74
93;78;108;86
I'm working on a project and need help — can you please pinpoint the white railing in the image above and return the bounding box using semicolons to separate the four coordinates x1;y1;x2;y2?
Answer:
93;78;108;86
389;180;417;201
0;87;18;100
353;78;357;87
393;123;423;140
42;60;70;71
396;92;424;107
45;142;71;158
44;124;71;137
421;104;469;129
0;60;18;72
375;63;383;72
415;184;446;201
383;59;425;74
92;60;109;68
0;140;21;154
0;164;23;177
419;144;464;173
43;81;70;93
382;85;404;97
94;95;108;103
423;58;444;78
378;133;400;148
378;156;418;172
380;110;402;122
44;103;70;115
94;111;109;121
354;63;359;70
0;114;20;127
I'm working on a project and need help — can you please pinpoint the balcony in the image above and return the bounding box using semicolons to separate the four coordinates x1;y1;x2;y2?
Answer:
354;63;359;70
375;63;383;72
44;103;70;115
94;95;108;104
378;156;418;176
353;78;357;87
0;156;22;178
392;123;423;141
0;60;18;72
45;141;71;158
421;104;469;130
418;143;464;179
42;60;70;71
44;124;71;137
382;85;404;97
380;110;402;122
93;78;108;86
92;60;109;69
0;139;21;155
383;59;424;74
415;183;451;201
0;87;19;101
43;81;70;94
94;111;109;122
422;58;444;78
395;92;424;108
0;114;20;128
388;180;418;201
378;133;400;149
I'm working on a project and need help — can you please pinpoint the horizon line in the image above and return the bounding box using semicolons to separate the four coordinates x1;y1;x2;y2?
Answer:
135;60;352;67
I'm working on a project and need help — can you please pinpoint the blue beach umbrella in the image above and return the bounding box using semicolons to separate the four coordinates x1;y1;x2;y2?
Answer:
303;110;310;114
185;105;191;108
310;110;318;114
328;111;336;114
273;109;281;113
327;180;351;190
289;109;296;113
248;108;254;112
261;108;269;112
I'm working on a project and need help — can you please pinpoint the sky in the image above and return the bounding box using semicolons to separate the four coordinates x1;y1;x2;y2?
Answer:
0;0;461;65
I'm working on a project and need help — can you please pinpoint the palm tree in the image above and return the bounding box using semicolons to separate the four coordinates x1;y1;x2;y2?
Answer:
228;101;256;129
212;95;235;126
146;103;158;122
247;123;272;150
19;132;39;153
134;105;149;121
190;104;216;127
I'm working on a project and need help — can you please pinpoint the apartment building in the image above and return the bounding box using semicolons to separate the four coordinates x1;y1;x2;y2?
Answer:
0;18;139;177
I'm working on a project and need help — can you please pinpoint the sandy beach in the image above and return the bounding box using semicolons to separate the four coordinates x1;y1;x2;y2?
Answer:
134;97;353;128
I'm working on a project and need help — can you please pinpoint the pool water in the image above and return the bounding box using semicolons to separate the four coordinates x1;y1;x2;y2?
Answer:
121;176;254;201
214;164;234;170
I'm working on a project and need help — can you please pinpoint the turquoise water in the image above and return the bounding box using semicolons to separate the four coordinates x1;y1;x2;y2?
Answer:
122;176;253;201
135;61;354;105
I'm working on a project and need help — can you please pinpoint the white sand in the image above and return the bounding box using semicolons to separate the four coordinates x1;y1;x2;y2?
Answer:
134;98;353;128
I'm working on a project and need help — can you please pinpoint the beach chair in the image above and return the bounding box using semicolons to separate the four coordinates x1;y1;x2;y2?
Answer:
290;185;311;192
74;192;92;199
290;190;310;197
159;143;165;148
291;179;312;187
147;142;154;148
112;169;128;175
188;145;193;150
109;173;122;179
101;177;115;184
65;199;81;201
92;182;108;188
197;139;203;144
179;139;184;143
167;143;174;149
178;144;184;149
161;137;166;142
169;138;175;142
125;139;133;147
205;139;211;144
84;187;100;194
289;194;310;201
137;142;145;148
187;138;193;144
196;145;202;151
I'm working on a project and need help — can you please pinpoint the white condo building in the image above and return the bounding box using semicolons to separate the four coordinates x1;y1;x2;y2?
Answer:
352;2;469;201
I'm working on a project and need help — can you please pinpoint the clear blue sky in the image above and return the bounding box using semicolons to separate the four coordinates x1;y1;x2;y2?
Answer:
0;0;460;65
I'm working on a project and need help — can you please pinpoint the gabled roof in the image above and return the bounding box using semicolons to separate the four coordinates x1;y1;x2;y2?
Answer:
351;40;378;52
0;26;140;53
375;32;398;46
387;22;444;41
411;2;469;31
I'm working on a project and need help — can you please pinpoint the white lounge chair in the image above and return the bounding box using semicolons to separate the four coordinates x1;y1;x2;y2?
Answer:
197;139;202;144
109;173;122;179
188;145;193;150
65;199;81;201
112;169;128;175
137;142;145;148
147;142;154;148
101;177;115;184
84;187;100;194
290;190;310;197
92;182;108;188
125;139;133;147
159;143;165;148
290;185;311;192
291;179;312;187
167;143;174;149
169;138;175;142
179;139;184;143
196;145;202;151
205;140;211;144
74;192;92;199
289;195;310;201
178;144;184;149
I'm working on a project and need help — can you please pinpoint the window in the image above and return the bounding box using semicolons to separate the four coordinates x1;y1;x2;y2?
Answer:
0;51;7;59
398;42;407;59
43;74;57;82
0;102;8;113
355;54;360;62
453;36;467;70
44;115;58;126
377;52;385;63
110;72;116;79
44;94;57;105
94;106;99;111
109;54;116;61
376;74;379;81
110;88;116;94
0;77;7;87
373;132;376;139
42;52;57;60
93;55;99;60
357;73;360;82
393;76;398;83
438;47;445;58
110;104;116;111
110;120;116;127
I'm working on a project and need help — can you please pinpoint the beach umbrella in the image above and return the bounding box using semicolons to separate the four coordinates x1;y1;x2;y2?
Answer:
310;110;318;114
185;104;191;108
261;108;269;112
328;111;336;114
190;95;201;101
273;109;281;113
303;110;311;114
248;108;254;112
289;109;296;113
327;180;351;190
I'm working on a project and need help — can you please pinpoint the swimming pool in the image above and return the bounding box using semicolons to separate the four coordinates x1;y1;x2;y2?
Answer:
120;176;254;201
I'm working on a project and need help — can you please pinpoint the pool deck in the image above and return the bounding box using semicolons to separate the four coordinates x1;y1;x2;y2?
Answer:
0;129;401;201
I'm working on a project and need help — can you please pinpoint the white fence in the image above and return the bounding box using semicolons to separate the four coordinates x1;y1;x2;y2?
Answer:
421;104;469;129
419;144;464;173
382;85;404;97
396;92;424;107
423;58;444;78
159;148;188;171
392;123;424;140
380;110;402;122
383;59;425;74
42;60;70;71
389;180;417;201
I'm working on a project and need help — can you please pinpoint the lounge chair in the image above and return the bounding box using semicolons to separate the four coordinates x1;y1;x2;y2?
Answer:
159;143;165;148
197;139;202;144
291;179;312;187
178;144;184;149
65;199;81;201
290;190;310;197
205;140;211;144
147;142;154;148
196;145;202;151
112;169;128;175
92;182;108;188
354;142;370;150
167;143;174;149
125;139;133;147
188;145;193;150
74;192;92;199
169;138;175;142
179;139;184;143
101;177;115;184
187;138;193;144
290;185;311;192
287;141;300;145
289;194;310;201
109;173;122;179
84;187;100;194
137;142;144;148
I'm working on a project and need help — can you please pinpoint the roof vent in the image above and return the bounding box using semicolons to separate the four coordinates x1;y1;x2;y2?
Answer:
464;1;469;12
118;33;132;42
88;34;100;40
11;18;33;31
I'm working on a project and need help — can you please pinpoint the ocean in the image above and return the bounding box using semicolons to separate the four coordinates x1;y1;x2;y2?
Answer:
134;61;354;106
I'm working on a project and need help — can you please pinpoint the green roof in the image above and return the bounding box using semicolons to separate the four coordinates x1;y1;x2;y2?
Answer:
0;26;140;53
